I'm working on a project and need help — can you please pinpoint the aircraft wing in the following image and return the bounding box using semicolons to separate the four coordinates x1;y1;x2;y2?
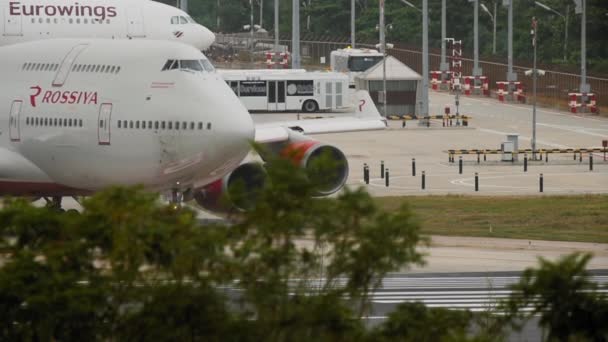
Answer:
254;90;387;144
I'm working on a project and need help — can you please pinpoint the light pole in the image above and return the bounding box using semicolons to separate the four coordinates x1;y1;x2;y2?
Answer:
259;0;264;29
399;0;428;119
468;0;482;76
250;0;255;65
292;0;301;69
274;0;279;54
525;18;546;159
531;17;538;158
535;1;569;62
351;0;356;48
440;0;448;77
216;0;221;30
575;0;589;94
505;0;516;83
480;2;497;55
378;0;388;117
421;0;429;119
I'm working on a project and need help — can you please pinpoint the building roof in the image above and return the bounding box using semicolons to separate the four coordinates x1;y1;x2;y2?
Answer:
356;56;422;81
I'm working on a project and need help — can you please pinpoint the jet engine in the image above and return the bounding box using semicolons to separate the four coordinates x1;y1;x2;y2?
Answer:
194;162;266;212
279;139;349;196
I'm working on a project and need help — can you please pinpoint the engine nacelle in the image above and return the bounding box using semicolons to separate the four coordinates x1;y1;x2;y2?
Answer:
194;162;266;212
281;140;349;196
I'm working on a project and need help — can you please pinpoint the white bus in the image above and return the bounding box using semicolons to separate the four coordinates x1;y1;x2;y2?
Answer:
330;48;384;87
219;69;350;113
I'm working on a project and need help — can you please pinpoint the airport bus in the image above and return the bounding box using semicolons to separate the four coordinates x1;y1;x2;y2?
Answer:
219;70;350;113
330;48;384;87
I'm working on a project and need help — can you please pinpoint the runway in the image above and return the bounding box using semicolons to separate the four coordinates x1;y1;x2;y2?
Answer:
364;271;608;341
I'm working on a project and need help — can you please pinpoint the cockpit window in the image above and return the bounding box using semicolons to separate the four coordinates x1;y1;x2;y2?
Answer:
186;16;196;23
200;59;215;72
171;16;179;25
180;60;203;72
161;59;215;73
179;16;188;24
162;59;178;71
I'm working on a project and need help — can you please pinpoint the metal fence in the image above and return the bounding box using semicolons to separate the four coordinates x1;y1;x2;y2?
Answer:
214;34;608;110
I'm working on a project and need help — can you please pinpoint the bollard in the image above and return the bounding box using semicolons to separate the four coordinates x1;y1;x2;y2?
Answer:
475;173;479;192
540;173;544;193
579;153;583;163
545;153;548;163
385;169;390;187
477;153;480;164
422;171;426;190
443;119;446;127
590;155;594;171
484;154;487;162
459;156;463;174
449;119;453;127
402;120;406;128
524;154;528;172
364;164;369;184
412;158;416;177
381;161;385;179
574;153;577;160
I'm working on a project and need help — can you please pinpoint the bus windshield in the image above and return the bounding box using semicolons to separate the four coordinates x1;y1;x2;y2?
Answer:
348;56;383;72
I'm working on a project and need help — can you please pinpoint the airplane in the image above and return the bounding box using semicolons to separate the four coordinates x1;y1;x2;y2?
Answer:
1;0;215;50
0;38;386;211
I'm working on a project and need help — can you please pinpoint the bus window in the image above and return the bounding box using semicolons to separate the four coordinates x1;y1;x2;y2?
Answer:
348;56;383;72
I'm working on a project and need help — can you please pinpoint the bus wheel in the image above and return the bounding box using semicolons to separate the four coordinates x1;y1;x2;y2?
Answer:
302;100;319;113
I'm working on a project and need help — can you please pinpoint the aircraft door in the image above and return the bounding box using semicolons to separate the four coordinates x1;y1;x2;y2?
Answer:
9;100;22;142
53;44;88;87
127;8;146;38
98;103;112;146
3;8;22;36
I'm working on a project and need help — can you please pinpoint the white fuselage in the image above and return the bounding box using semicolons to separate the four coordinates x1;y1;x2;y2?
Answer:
0;39;253;196
1;0;215;50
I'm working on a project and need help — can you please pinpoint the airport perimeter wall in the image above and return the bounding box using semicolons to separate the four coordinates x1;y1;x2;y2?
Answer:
214;34;608;112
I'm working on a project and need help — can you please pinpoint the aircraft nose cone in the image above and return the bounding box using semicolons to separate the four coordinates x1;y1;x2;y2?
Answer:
198;25;215;50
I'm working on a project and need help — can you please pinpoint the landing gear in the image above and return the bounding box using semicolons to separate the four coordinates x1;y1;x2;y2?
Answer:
170;188;184;210
44;196;64;211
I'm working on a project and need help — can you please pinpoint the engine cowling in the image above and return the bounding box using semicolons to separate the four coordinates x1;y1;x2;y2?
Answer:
194;162;266;212
280;140;349;196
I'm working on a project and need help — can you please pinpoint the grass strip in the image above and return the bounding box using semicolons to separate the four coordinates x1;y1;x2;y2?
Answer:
376;195;608;243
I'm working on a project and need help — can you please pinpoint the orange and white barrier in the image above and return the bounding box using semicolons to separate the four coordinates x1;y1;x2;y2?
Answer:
265;52;290;69
496;81;525;102
431;71;454;91
568;93;597;113
463;76;489;96
431;71;441;91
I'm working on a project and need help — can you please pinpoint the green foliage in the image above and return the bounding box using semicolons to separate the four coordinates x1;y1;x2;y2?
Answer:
369;302;475;342
0;154;427;340
1;157;606;340
501;253;608;342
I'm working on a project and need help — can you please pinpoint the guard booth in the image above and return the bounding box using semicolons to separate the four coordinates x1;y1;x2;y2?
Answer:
354;56;422;117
